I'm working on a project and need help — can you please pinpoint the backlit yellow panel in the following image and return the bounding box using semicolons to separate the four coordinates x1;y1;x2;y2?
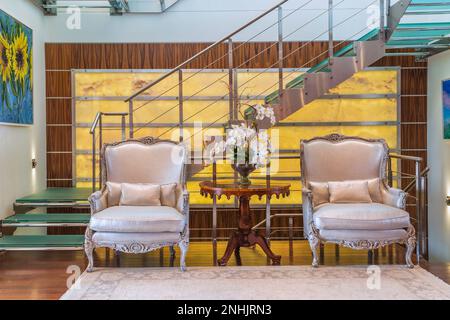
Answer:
282;98;397;122
74;69;399;205
182;72;228;96
328;70;397;95
75;72;179;97
76;154;95;180
237;72;302;96
76;101;129;124
270;126;398;150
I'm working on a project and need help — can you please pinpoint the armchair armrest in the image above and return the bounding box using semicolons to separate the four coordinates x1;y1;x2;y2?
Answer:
88;189;108;215
176;185;189;215
382;186;407;210
302;188;314;238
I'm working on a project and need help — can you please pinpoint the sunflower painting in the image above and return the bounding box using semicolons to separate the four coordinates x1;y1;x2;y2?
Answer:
0;9;32;125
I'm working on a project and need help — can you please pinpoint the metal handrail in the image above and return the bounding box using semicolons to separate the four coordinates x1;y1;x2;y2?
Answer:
90;112;128;134
90;112;129;192
124;0;289;102
389;153;423;162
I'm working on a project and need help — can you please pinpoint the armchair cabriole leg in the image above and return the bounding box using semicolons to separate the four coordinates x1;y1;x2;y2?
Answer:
84;228;94;272
308;232;320;268
405;225;416;269
179;239;189;272
170;245;176;258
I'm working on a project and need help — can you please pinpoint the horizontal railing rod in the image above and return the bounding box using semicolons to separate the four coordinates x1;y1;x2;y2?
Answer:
389;154;423;162
125;0;289;102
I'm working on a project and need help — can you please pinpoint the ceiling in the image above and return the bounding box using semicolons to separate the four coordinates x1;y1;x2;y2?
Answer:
31;0;181;15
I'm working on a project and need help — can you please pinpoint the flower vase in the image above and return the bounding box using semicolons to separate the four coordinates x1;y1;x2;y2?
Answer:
231;163;257;187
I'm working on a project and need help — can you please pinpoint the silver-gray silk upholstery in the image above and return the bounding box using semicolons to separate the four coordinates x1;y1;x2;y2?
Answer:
84;137;189;272
300;134;416;268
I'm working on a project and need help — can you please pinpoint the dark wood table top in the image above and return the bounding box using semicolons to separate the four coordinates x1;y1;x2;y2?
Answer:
199;181;291;200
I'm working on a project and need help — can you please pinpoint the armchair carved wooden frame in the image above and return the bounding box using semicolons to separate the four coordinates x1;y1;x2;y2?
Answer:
301;134;416;268
84;137;189;272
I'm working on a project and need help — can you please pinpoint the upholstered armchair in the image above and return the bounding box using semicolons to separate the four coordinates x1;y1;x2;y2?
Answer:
84;137;189;272
300;134;416;268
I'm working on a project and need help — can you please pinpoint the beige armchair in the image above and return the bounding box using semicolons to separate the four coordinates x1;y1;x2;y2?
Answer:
300;134;416;268
84;137;189;272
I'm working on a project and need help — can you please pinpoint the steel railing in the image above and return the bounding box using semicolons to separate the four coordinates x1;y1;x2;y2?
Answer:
90;112;128;192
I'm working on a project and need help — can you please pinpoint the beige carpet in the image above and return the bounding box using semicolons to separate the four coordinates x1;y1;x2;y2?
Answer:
61;265;450;300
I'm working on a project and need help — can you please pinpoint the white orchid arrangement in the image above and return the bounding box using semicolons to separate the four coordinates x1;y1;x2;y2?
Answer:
209;104;276;168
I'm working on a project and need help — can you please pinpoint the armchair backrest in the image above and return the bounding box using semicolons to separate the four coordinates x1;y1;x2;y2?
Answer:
101;137;186;186
300;134;388;185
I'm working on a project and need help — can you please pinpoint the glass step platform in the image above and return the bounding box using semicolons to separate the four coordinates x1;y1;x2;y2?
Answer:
14;188;92;211
2;214;90;227
0;235;85;250
0;188;92;251
15;188;92;204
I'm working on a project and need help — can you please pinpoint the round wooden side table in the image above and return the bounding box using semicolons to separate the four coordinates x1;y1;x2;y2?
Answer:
199;181;291;266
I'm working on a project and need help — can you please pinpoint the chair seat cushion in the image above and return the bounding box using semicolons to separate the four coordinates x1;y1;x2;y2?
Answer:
90;206;185;233
313;203;410;230
319;229;408;241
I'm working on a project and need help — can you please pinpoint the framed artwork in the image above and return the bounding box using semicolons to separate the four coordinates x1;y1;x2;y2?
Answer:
0;9;33;125
444;79;450;139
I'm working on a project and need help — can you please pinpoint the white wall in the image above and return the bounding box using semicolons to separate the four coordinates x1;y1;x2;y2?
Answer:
44;0;383;43
0;0;46;219
427;50;450;263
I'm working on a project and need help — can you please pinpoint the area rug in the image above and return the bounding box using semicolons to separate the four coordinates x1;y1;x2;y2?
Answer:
61;265;450;300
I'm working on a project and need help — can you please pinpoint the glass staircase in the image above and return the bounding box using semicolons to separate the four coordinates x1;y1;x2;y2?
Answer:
0;188;91;250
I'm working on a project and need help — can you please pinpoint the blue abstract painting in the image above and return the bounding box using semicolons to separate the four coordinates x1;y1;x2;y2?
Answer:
444;79;450;139
0;9;33;125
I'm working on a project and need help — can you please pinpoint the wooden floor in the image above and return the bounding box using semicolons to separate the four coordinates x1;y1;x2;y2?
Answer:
0;240;448;300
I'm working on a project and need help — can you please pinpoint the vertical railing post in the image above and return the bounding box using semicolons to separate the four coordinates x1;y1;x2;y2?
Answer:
420;174;427;258
328;0;334;63
277;5;283;98
212;159;217;265
98;115;103;190
92;129;96;193
266;157;271;246
233;69;239;120
121;114;126;141
387;155;393;187
129;100;134;138
228;38;234;123
415;160;421;264
178;69;184;142
380;0;385;40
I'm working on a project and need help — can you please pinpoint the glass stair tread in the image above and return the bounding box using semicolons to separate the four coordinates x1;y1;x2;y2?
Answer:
15;188;92;204
395;22;450;29
0;235;85;248
407;0;450;13
2;214;90;224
